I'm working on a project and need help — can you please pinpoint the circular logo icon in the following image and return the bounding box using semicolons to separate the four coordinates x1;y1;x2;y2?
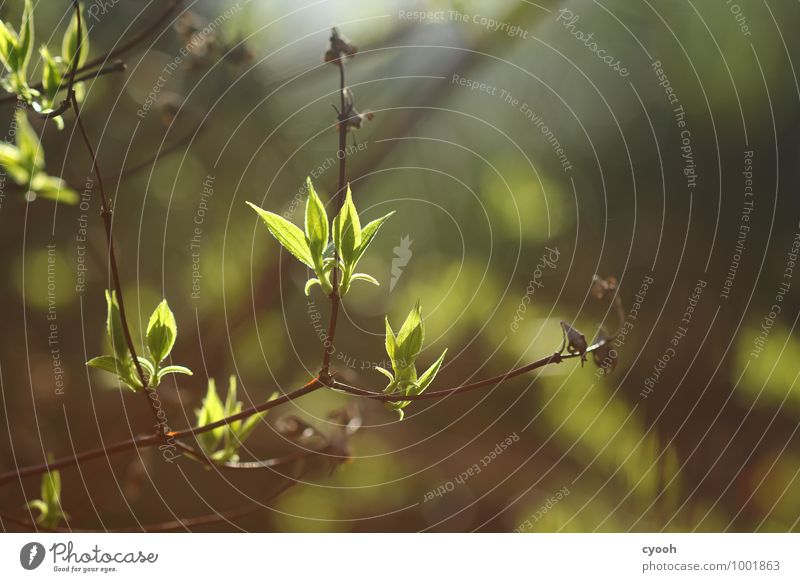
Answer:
20;542;46;570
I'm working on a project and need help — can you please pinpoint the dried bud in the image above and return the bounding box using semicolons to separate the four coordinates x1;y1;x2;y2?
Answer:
324;27;357;65
337;88;373;132
225;41;254;66
592;332;618;374
591;275;618;300
158;92;183;126
275;415;323;444
560;320;588;366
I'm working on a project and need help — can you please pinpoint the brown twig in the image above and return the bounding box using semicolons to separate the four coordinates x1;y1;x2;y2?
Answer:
319;31;351;379
1;472;300;533
0;377;323;486
65;4;160;432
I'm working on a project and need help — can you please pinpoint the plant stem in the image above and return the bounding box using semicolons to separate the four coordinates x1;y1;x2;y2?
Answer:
66;5;161;432
0;378;323;486
320;50;350;378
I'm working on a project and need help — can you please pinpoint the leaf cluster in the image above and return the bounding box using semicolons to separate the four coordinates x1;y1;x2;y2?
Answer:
378;302;447;419
247;178;393;297
87;292;192;390
195;376;274;463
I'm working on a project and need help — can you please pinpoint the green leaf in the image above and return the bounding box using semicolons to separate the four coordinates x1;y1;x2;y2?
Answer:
0;21;16;74
196;378;225;454
18;0;34;79
39;45;62;106
223;375;243;436
304;278;321;296
304;178;329;267
28;457;68;530
0;142;29;183
86;355;125;375
332;186;361;266
395;301;424;368
156;365;193;381
375;366;394;383
15;109;43;173
235;392;276;446
104;290;129;362
30;173;79;204
246;201;314;268
351;272;379;286
146;299;177;365
62;3;88;70
86;355;141;391
353;211;394;266
385;317;397;361
414;349;447;394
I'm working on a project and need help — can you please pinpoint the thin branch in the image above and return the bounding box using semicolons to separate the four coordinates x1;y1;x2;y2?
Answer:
66;6;159;432
1;472;300;533
320;33;351;379
0;378;323;486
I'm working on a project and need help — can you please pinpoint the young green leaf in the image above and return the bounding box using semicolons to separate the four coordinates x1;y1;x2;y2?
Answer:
394;301;424;368
28;459;67;530
29;173;79;204
146;299;177;365
38;45;62;108
196;378;225;454
352;211;394;266
105;290;129;362
385;317;397;362
62;3;89;70
414;349;447;394
156;365;193;382
304;178;329;266
86;355;126;376
15;109;44;173
351;272;379;286
332;186;361;266
246;201;314;268
17;0;34;79
0;142;29;183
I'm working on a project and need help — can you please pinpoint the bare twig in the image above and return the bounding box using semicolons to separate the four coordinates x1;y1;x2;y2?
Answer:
320;30;352;379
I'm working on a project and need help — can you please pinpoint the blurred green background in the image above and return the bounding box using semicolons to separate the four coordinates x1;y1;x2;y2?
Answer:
1;0;800;532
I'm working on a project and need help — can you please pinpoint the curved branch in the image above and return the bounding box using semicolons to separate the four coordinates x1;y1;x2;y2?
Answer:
326;337;615;403
0;378;323;486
